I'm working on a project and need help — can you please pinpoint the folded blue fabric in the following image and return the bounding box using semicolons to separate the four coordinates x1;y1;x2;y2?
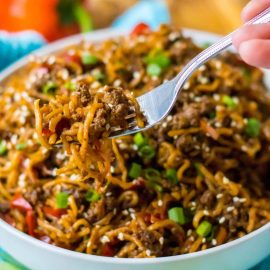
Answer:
0;0;269;269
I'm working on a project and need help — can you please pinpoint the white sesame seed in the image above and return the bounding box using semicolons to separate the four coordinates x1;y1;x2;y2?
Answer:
239;198;247;203
118;233;124;241
216;193;223;199
130;213;136;220
187;229;192;236
215;61;222;69
219;216;226;224
133;71;140;79
194;97;202;102
129;208;135;213
191;201;196;207
162;122;167;128
198;76;209;84
113;208;117;215
232;97;239;104
189;93;195;99
167;115;173;121
146;250;151;256
244;118;248;124
168;32;180;41
205;147;210;152
216;105;223;111
100;235;110;244
241;145;248;152
173;135;178;140
214;122;222;128
202;237;206;243
227;206;235;212
212;239;217;246
213;94;220;101
113;79;121;87
223;176;230;184
56;152;65;160
132;144;138;151
70;174;79;181
199;65;207;71
159;237;164;245
10;135;17;145
122;210;129;216
190;236;195;242
231;121;237;127
110;166;115;173
183;82;190;90
204;210;210;216
52;168;57;177
233;197;239;203
106;192;112;197
157;200;163;207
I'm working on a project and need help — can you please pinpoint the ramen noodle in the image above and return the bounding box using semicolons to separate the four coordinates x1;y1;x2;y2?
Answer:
0;24;270;258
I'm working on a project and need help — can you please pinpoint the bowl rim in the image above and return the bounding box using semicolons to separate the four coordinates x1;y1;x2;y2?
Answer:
0;27;269;264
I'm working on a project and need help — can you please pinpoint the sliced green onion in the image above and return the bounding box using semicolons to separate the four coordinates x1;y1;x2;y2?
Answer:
92;71;106;82
194;163;203;177
149;182;163;193
56;192;69;209
222;95;237;109
73;4;93;33
146;52;171;68
42;81;57;95
81;53;98;65
202;42;212;49
0;141;7;156
144;168;161;182
129;162;142;179
16;143;27;151
245;118;261;138
85;190;100;202
209;111;216;119
139;145;155;160
168;207;186;225
133;133;147;148
196;220;213;237
166;168;178;185
146;63;162;76
64;81;76;91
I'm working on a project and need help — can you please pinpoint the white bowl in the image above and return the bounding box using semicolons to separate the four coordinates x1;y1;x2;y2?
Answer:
0;28;270;270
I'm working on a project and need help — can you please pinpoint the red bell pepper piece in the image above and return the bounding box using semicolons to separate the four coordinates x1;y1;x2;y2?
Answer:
43;206;67;218
131;23;150;36
42;128;53;137
11;195;32;212
26;210;36;237
101;244;115;257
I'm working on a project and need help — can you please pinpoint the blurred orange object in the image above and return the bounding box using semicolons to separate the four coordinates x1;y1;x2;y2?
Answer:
0;0;88;41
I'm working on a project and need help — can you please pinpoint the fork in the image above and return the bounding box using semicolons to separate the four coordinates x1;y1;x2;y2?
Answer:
110;7;270;138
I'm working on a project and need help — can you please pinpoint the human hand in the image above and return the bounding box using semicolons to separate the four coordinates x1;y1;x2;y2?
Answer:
232;0;270;68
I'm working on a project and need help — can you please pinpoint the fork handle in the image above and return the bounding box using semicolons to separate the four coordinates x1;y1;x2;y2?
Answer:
174;7;270;96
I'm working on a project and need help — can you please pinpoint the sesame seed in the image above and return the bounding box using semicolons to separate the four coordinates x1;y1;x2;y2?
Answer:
202;238;206;243
118;233;124;241
129;208;135;213
233;197;239;203
227;206;235;212
159;237;164;245
189;93;195;99
132;145;138;151
168;32;180;41
173;135;178;140
223;176;230;184
214;122;222;128
194;97;202;102
157;200;163;207
219;216;226;224
100;235;110;244
232;97;239;104
122;210;129;216
216;105;223;111
239;198;247;203
113;79;121;87
212;239;217;246
204;210;210;216
198;76;209;84
199;65;207;71
70;174;79;181
215;61;222;69
113;208;117;215
213;94;220;101
187;229;192;236
241;145;248;152
183;82;190;90
231;121;237;127
133;71;140;79
167;115;173;121
190;236;195;242
216;193;223;199
11;135;17;145
106;192;112;197
191;201;196;207
194;145;200;150
130;213;136;220
205;147;210;152
110;166;115;173
146;250;151;256
162;122;167;128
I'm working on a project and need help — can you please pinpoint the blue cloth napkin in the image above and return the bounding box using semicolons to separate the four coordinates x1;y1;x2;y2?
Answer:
0;0;269;269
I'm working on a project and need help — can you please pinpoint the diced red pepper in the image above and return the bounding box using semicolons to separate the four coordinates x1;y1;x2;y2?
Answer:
61;52;81;64
101;244;115;257
43;206;67;218
131;23;150;36
26;210;36;237
11;194;32;212
42;128;53;137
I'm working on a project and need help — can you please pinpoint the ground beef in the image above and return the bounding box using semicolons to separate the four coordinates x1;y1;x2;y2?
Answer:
77;83;91;106
199;190;215;208
103;87;128;105
176;134;194;153
110;103;129;127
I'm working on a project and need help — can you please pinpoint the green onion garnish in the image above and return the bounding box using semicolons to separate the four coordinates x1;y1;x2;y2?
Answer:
85;190;100;202
168;207;186;225
92;71;106;82
196;220;213;237
146;63;162;76
166;168;178;185
139;145;155;160
144;168;161;182
149;182;163;193
81;53;98;65
16;143;27;151
222;95;237;109
133;133;147;148
129;162;142;179
245;118;261;138
56;192;69;209
64;81;76;91
42;81;57;95
0;141;7;156
194;163;203;177
147;53;171;68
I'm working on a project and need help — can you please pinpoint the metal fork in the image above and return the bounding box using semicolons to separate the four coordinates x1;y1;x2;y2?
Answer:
110;7;270;138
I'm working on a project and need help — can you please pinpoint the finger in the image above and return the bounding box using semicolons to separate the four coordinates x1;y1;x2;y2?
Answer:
238;39;270;68
232;23;270;50
242;0;270;22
